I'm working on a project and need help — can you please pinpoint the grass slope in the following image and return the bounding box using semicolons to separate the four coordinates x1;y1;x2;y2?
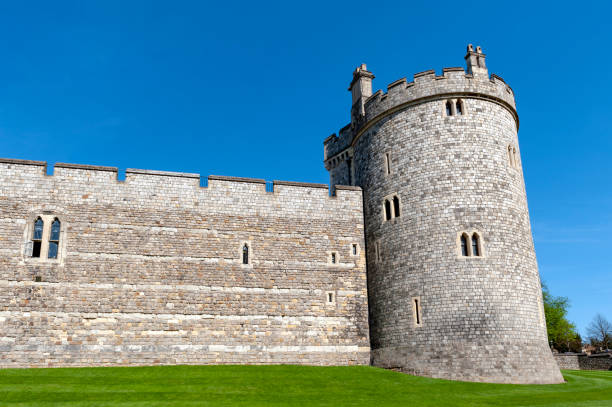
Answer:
0;365;611;407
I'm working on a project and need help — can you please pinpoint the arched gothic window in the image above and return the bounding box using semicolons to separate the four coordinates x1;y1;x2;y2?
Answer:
456;99;463;115
460;234;469;257
445;101;453;116
471;233;481;256
393;196;400;217
384;200;392;221
48;218;61;259
32;217;44;258
242;244;249;265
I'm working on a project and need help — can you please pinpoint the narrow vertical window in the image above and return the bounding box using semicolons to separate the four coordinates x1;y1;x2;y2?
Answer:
456;99;463;115
48;218;61;259
384;200;391;221
513;148;518;168
393;196;400;218
460;234;468;257
445;101;452;116
508;145;513;167
413;298;422;326
352;244;357;256
471;234;480;257
375;241;381;263
31;218;43;258
328;292;334;303
384;153;391;175
242;244;249;264
331;252;337;264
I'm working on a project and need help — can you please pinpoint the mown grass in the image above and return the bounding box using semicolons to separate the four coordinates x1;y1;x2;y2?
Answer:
0;365;611;406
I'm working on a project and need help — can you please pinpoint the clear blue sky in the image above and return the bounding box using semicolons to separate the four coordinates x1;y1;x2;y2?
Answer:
1;1;610;337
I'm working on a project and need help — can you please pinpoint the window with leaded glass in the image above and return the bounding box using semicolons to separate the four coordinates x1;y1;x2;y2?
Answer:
471;233;480;256
32;218;44;258
460;234;468;257
456;99;463;115
48;218;61;259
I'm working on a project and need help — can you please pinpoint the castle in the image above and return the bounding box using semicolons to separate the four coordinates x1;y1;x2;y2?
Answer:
0;45;563;384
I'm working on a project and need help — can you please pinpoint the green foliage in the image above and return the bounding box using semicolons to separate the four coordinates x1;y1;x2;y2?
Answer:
0;365;611;407
542;283;580;352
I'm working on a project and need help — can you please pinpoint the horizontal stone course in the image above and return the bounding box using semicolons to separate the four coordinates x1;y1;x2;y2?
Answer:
0;161;369;368
326;46;563;384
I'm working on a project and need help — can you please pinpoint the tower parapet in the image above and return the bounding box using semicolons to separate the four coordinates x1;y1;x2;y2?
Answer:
324;50;516;173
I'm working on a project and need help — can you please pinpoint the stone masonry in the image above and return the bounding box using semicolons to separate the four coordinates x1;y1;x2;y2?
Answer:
0;160;370;367
554;353;612;371
1;44;564;385
324;45;563;384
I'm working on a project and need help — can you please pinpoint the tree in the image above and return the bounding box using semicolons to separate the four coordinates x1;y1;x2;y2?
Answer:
586;314;612;350
542;283;580;352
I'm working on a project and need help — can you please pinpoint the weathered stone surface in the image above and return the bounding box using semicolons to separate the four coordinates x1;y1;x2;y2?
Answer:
0;165;370;367
555;353;612;371
324;45;563;384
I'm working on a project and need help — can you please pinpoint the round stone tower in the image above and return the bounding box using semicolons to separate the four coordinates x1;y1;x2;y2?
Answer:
324;45;563;384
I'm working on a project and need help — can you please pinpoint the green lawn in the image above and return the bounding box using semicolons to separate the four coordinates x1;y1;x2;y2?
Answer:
0;365;611;406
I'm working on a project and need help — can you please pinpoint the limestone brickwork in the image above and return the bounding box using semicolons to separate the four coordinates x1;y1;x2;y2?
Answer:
555;353;612;371
1;44;566;384
325;45;563;384
0;160;369;367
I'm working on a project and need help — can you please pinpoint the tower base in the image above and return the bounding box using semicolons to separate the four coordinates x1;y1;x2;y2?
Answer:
371;340;564;384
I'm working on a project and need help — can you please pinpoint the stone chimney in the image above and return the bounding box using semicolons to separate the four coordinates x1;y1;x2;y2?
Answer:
348;64;375;121
465;44;487;76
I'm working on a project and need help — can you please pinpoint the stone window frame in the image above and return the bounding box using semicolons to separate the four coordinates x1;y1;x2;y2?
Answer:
328;251;340;266
445;100;453;116
325;291;336;306
382;193;401;223
240;241;252;267
350;243;360;257
22;211;67;265
383;152;392;176
507;144;520;169
455;99;465;115
412;296;423;327
443;98;467;117
374;240;382;263
456;230;485;258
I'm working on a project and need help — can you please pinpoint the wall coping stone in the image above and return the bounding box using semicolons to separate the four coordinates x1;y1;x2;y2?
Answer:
208;175;266;184
126;168;200;179
274;180;328;189
55;162;118;172
0;158;46;166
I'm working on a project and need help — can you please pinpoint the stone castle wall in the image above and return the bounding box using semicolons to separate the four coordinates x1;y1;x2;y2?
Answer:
555;353;612;371
0;159;370;367
325;48;563;384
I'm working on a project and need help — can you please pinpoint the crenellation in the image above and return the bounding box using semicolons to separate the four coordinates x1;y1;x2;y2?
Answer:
1;44;563;383
0;161;362;205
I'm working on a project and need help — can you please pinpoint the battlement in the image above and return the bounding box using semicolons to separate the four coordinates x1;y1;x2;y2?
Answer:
0;158;362;204
361;66;515;125
324;45;517;163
